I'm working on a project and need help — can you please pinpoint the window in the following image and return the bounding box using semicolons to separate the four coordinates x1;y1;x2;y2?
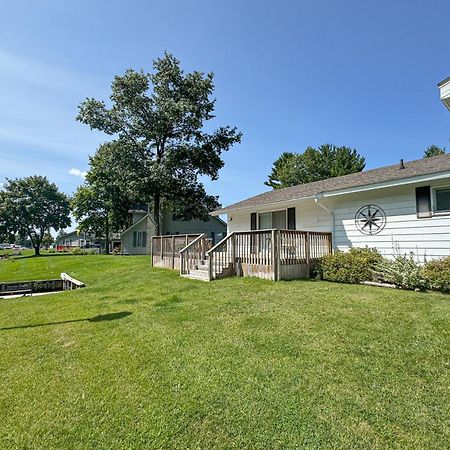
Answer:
133;231;147;247
257;210;287;230
434;187;450;213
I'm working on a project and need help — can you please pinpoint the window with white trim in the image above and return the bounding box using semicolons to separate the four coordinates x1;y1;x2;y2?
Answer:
434;186;450;213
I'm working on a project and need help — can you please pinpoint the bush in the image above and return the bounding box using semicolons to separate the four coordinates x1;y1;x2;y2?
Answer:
318;247;383;284
72;247;88;255
377;253;428;291
422;256;450;293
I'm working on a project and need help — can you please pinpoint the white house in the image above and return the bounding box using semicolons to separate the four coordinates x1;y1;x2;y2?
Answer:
212;154;450;262
438;77;450;111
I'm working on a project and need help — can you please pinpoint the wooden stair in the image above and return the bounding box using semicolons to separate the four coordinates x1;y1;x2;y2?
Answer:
182;259;234;281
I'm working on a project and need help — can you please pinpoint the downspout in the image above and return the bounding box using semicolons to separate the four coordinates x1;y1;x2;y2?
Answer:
314;194;335;253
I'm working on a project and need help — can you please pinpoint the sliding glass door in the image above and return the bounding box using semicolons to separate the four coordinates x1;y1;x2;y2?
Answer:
258;210;287;230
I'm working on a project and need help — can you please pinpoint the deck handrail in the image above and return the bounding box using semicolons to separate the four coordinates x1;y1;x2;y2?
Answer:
179;233;205;254
205;232;234;256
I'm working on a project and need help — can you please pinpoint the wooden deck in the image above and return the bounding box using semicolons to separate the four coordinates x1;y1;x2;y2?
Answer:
152;230;332;281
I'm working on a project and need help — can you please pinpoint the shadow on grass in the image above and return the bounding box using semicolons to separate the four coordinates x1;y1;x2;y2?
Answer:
0;311;132;331
8;253;75;260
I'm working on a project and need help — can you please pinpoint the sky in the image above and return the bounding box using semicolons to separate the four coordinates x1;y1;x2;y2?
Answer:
0;0;449;219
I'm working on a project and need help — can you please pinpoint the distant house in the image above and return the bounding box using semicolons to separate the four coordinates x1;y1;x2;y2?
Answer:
56;230;98;248
56;230;120;252
121;207;227;255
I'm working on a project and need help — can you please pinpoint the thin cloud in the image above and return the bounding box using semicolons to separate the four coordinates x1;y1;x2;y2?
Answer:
69;168;87;179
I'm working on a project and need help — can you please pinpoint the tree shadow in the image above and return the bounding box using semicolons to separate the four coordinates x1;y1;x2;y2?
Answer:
0;311;132;331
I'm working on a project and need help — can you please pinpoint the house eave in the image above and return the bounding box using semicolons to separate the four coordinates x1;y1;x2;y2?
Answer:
320;171;450;198
212;170;450;215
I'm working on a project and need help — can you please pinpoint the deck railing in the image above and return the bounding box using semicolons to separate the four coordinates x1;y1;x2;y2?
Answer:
151;234;202;270
206;229;332;281
152;229;332;281
179;234;212;275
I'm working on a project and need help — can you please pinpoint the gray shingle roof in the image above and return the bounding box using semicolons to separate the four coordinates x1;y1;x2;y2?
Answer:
215;154;450;213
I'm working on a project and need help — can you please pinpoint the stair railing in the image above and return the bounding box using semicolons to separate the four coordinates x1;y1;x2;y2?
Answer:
205;232;236;280
179;233;207;276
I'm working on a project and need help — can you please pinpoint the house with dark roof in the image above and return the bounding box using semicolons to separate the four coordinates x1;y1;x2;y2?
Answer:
211;154;450;262
121;206;227;255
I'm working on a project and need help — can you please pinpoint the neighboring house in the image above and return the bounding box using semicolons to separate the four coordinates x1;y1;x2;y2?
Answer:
211;154;450;262
56;230;98;248
438;77;450;111
121;207;227;255
56;230;120;252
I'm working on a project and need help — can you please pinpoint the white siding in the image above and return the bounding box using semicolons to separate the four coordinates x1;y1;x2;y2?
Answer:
121;217;152;255
225;179;450;262
227;200;333;234
329;182;450;261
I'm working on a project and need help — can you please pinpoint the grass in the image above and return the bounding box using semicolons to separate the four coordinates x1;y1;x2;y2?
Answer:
0;254;449;449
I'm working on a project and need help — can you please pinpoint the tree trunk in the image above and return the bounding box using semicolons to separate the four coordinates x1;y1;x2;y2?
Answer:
105;215;110;255
34;245;40;256
154;193;161;236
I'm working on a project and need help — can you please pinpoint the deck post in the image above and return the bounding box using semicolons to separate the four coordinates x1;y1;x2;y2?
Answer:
208;253;213;281
305;231;310;278
160;236;163;262
230;233;236;273
171;235;175;269
271;229;279;281
150;237;153;267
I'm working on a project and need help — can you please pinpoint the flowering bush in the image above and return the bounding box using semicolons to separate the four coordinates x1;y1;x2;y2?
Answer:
422;256;450;293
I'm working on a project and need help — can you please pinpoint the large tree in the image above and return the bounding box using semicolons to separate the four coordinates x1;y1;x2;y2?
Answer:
77;53;242;235
0;176;70;255
265;144;366;189
71;142;135;254
423;145;446;158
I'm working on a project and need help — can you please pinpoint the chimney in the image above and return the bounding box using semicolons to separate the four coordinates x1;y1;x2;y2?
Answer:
399;159;405;169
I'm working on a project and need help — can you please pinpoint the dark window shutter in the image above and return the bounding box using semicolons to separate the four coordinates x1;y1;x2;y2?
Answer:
415;186;432;218
250;212;257;230
287;207;296;230
142;232;147;247
133;231;137;247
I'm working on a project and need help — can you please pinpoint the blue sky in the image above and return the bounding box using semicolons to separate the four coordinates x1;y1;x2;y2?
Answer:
0;0;449;214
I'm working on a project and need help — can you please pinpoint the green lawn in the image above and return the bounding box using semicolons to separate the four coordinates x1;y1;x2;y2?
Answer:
0;255;448;449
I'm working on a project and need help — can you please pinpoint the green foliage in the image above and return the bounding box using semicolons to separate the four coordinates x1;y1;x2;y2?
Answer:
377;253;428;291
71;142;134;253
318;247;382;284
41;232;54;248
71;247;86;255
265;144;365;189
422;256;450;293
423;145;446;158
77;53;242;234
0;176;70;256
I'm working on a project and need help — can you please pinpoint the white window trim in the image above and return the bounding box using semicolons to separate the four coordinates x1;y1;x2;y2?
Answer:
431;184;450;216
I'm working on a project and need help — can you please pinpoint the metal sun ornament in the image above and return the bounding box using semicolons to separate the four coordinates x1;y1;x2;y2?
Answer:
355;204;386;235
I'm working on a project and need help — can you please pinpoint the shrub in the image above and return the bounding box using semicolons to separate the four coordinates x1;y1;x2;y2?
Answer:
377;253;428;291
422;256;450;293
318;247;383;284
72;247;88;255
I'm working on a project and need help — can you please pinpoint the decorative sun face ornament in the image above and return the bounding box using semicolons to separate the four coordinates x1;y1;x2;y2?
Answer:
355;204;386;235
